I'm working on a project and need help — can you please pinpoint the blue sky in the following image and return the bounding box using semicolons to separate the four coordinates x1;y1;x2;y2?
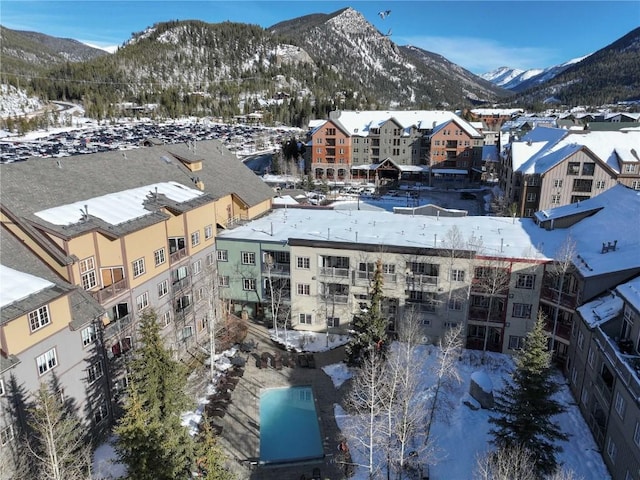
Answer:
2;1;638;74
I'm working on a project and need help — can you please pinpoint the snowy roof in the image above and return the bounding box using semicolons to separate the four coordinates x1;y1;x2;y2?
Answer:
273;195;300;206
514;128;640;174
0;265;54;308
429;116;483;139
329;110;461;137
482;145;499;162
217;207;548;260
616;276;640;312
432;169;468;175
470;108;523;116
532;185;640;278
577;292;624;328
35;181;204;226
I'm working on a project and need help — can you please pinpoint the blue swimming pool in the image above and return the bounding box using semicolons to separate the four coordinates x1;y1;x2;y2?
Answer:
259;385;324;464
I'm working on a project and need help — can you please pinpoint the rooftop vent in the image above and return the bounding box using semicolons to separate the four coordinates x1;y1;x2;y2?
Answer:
601;240;617;254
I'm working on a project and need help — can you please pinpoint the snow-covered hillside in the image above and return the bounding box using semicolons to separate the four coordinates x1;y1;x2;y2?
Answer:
0;84;43;118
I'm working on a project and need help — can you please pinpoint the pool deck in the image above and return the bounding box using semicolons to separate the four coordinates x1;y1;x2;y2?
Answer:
206;322;350;480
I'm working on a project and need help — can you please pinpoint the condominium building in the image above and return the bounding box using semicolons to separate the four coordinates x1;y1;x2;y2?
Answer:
309;110;482;184
500;127;640;217
0;139;274;414
216;207;549;354
566;275;640;480
0;228;108;472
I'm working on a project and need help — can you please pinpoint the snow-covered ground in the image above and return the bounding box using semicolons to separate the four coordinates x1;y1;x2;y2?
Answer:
92;332;609;480
326;344;610;480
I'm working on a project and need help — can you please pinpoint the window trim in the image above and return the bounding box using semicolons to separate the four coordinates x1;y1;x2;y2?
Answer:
191;231;201;247
81;324;97;347
29;305;51;332
216;250;228;262
36;348;58;376
204;224;213;240
157;279;169;298
241;251;256;265
154;248;166;266
242;278;256;291
136;291;149;311
132;257;146;278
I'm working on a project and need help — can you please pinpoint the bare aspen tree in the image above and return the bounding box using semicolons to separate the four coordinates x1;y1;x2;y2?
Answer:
264;252;291;342
25;383;90;480
344;348;388;479
546;237;577;357
201;260;227;380
474;445;537;480
382;309;431;479
471;258;511;354
424;324;463;448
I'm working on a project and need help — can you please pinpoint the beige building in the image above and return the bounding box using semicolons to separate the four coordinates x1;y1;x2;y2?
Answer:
500;127;640;217
0;139;274;416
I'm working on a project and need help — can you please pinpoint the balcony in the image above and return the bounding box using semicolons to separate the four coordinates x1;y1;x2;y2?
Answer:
262;263;291;276
543;318;572;340
355;271;397;284
91;277;128;303
468;307;504;323
174;304;193;320
170;248;188;264
320;267;349;277
321;294;349;304
405;301;436;314
405;274;438;289
103;314;132;340
540;287;577;310
172;276;191;293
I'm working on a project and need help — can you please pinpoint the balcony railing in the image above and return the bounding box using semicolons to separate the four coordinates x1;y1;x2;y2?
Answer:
320;267;349;277
540;287;577;309
174;304;193;320
91;277;128;303
170;248;188;264
172;276;191;293
405;302;436;314
262;264;291;276
468;307;504;323
321;294;349;304
103;314;132;339
356;271;398;284
543;318;572;340
405;274;438;289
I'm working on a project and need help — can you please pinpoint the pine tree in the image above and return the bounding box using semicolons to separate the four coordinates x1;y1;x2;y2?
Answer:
25;382;90;480
489;311;568;478
346;258;388;365
195;415;235;480
115;309;196;479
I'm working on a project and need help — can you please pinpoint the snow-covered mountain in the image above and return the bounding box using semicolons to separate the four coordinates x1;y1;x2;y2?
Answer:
481;56;590;92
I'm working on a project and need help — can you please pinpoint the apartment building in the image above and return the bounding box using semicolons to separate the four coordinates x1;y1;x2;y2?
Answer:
467;108;524;132
0;139;274;414
0;228;108;473
566;275;640;480
309;110;481;184
533;184;640;364
216;207;549;354
500;127;640;217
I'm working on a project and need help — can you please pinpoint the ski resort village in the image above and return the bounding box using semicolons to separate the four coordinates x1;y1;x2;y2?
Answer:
1;106;640;480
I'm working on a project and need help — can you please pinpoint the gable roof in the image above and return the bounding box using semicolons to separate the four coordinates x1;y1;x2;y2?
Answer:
0;139;274;238
430;116;483;139
328;110;461;137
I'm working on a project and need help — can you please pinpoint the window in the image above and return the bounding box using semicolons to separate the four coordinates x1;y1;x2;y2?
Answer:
553;179;563;188
527;176;539;186
577;330;585;350
582;163;595;176
154;248;166;266
624;164;636;173
328;317;340;327
632;180;640;190
87;361;103;384
508;336;525;350
80;256;97;290
160;311;171;328
587;347;595;368
571;195;590;203
606;437;617;463
0;379;5;396
297;256;310;269
94;402;108;424
614;392;626;419
136;292;149;311
297;284;310;296
204;224;213;240
524;208;533;217
241;251;256;265
194;287;204;303
191;231;200;247
572;179;593;192
581;388;589;406
36;348;57;375
512;303;532;318
567;162;580;175
198;315;209;332
180;326;193;341
217;250;228;262
157;279;169;298
448;298;463;311
0;425;14;446
206;252;215;266
218;276;229;287
243;278;256;291
526;192;537;202
29;305;51;332
81;325;97;347
132;258;145;277
111;337;132;357
451;269;465;282
299;313;312;325
192;260;202;275
175;295;191;311
551;194;561;205
634;422;640;447
596;180;606;189
516;274;535;289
